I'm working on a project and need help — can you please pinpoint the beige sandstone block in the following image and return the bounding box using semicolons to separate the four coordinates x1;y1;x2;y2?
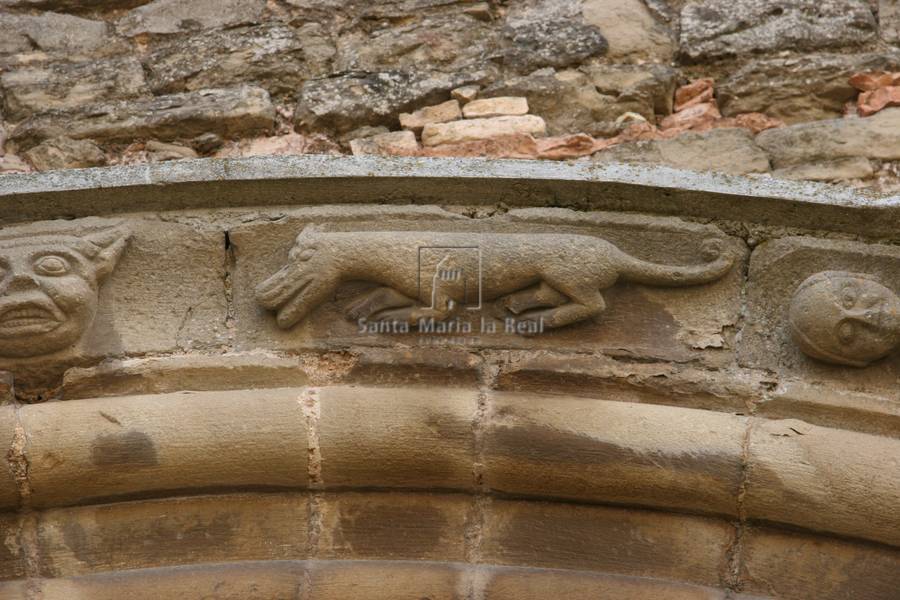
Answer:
480;499;733;586
399;100;462;132
745;418;900;547
484;392;746;516
60;353;310;400
421;115;546;146
317;493;469;562
451;85;480;103
462;97;529;119
33;561;307;600
21;389;308;508
308;560;464;600
0;405;20;510
482;565;728;600
36;493;309;577
740;527;900;600
349;131;419;156
318;386;477;490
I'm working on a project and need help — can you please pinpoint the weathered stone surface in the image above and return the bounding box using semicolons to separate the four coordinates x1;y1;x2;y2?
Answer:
484;393;746;515
11;86;275;151
0;154;33;174
463;97;529;118
772;157;873;181
745;418;900;546
23;137;107;171
399;100;462;132
421;115;546;146
739;236;900;390
596;128;770;175
214;132;340;158
318;386;476;489
502;0;607;72
0;512;25;580
0;406;18;510
145;140;197;161
0;12;111;56
535;133;596;159
740;528;900;599
659;102;721;131
757;108;900;167
481;500;733;586
857;85;900;115
20;389;308;507
0;0;151;9
452;85;480;103
882;0;900;44
0;57;148;123
116;0;265;37
679;0;877;62
349;131;419;156
674;79;714;112
420;133;540;158
295;70;485;133
317;493;469;561
36;494;308;577
334;11;497;73
144;23;307;97
719;52;900;123
308;561;463;600
582;0;674;61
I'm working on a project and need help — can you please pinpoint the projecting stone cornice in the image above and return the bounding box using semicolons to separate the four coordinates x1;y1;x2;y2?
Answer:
0;156;898;238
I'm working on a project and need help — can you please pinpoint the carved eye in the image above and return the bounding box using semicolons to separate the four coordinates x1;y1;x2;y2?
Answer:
836;320;855;344
291;247;317;261
840;284;858;309
34;255;70;276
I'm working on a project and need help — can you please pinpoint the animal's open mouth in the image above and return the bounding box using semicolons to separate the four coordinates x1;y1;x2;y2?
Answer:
0;304;63;335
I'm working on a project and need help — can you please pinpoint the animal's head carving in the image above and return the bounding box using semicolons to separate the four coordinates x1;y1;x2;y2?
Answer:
0;226;130;358
256;225;334;329
789;271;900;367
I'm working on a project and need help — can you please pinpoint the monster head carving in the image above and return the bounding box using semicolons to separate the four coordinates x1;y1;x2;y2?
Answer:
0;226;130;358
789;271;900;367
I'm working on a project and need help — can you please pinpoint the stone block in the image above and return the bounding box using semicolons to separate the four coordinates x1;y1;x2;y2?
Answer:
0;12;111;57
718;52;900;123
295;70;485;134
756;108;900;167
307;560;464;600
318;386;477;490
740;527;900;599
582;0;674;62
144;23;307;98
0;57;149;124
462;97;528;119
679;0;876;62
483;392;746;516
421;115;546;146
349;131;419;157
24;138;107;172
34;562;308;600
771;157;873;182
11;86;274;151
116;0;265;36
739;236;900;390
400;100;462;132
36;493;308;577
60;353;309;399
482;565;727;600
480;499;733;586
20;388;308;508
745;418;900;546
595;128;771;175
0;405;19;510
316;493;469;562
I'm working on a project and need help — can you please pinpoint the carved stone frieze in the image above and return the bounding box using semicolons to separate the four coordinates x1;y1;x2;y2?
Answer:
255;225;736;332
789;271;900;367
0;225;129;358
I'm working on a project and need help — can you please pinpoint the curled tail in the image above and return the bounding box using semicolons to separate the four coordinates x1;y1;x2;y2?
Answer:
616;238;734;286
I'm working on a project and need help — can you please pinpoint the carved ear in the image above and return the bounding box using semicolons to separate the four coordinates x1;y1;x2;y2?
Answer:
83;226;131;281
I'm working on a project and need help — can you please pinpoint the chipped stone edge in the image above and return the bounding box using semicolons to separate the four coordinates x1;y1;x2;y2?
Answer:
0;156;897;237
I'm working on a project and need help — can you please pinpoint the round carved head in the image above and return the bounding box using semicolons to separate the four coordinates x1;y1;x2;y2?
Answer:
789;271;900;367
0;227;130;358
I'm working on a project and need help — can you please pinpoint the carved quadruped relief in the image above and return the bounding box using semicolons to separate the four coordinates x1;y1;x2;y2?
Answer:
256;226;735;332
789;271;900;367
0;225;130;358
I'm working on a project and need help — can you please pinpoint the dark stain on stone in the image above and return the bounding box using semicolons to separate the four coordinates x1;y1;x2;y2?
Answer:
90;430;159;468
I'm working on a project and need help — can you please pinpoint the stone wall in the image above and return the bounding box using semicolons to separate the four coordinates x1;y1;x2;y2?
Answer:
3;0;900;189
